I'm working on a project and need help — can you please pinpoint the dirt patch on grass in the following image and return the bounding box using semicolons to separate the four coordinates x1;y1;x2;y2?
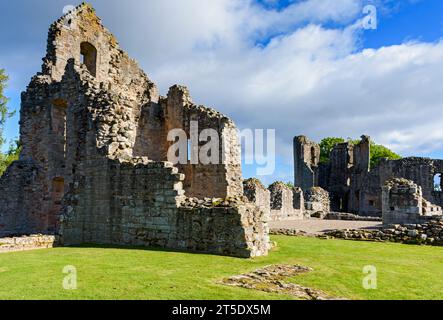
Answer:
220;265;343;300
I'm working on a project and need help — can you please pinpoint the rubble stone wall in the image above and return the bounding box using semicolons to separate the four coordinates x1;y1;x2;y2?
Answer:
304;187;330;218
0;235;56;253
243;179;271;218
269;182;303;221
382;178;442;226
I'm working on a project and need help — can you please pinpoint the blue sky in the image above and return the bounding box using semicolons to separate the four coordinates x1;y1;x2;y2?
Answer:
1;0;443;185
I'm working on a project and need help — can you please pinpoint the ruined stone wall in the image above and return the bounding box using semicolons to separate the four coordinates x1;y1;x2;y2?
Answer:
382;178;442;226
243;179;271;219
294;136;320;191
327;142;353;212
177;199;270;257
0;4;268;258
269;182;303;221
293;187;304;211
304;187;330;218
0;161;46;237
165;86;243;199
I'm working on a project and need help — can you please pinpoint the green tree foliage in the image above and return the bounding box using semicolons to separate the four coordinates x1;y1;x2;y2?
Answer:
0;140;21;176
319;137;345;164
370;143;401;168
0;69;10;147
0;69;19;177
319;136;401;168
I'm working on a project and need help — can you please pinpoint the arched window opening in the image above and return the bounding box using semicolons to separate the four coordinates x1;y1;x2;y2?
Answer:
80;42;97;77
434;174;442;192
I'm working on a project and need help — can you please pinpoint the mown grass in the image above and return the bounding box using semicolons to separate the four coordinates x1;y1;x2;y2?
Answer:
0;236;442;300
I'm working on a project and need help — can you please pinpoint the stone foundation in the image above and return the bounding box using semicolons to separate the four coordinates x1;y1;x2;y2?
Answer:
0;235;56;253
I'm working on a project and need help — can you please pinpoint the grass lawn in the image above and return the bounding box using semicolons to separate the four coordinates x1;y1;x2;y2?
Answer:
0;236;442;300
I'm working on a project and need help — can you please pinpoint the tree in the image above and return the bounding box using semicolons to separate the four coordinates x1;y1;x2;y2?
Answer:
0;69;18;177
319;137;345;164
0;69;10;147
370;142;401;168
319;136;401;168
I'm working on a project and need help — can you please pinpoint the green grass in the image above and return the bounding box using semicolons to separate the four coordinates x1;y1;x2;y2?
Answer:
0;236;442;300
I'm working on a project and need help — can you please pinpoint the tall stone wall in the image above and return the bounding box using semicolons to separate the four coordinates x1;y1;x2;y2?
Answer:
294;136;320;191
0;3;269;258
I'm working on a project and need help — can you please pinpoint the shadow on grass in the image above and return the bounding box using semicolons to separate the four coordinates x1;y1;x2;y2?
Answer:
63;243;254;259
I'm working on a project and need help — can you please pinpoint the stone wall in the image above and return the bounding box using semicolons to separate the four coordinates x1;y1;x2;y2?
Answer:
294;136;320;191
0;161;47;237
269;182;303;221
325;219;443;246
177;198;270;257
243;178;271;218
0;235;56;253
382;178;442;226
0;4;269;258
304;187;330;218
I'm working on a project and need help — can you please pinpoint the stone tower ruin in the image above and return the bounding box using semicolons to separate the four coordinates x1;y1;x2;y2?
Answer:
0;3;270;258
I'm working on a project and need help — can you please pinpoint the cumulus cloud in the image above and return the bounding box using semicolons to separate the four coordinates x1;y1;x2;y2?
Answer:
1;0;443;182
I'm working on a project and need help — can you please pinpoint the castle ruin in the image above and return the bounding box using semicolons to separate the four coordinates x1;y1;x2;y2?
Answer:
0;4;270;258
294;135;443;224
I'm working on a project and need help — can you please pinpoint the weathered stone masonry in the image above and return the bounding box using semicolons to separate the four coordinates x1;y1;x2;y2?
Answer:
243;179;303;221
0;4;270;258
295;135;443;223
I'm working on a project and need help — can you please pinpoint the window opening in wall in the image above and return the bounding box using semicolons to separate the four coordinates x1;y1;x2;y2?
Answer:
434;174;442;192
80;42;97;76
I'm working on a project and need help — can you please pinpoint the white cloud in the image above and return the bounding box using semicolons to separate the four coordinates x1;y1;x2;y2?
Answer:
94;0;443;179
3;0;443;181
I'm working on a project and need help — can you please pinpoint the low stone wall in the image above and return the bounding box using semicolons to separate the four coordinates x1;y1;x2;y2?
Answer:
325;212;382;222
0;235;56;253
177;197;271;258
324;219;443;246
